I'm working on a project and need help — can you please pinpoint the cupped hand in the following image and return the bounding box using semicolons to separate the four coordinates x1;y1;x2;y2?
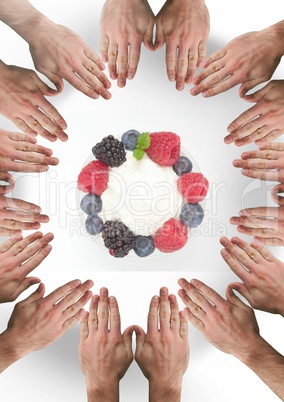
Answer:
226;81;284;146
0;232;53;303
100;0;155;87
220;236;284;316
29;21;111;100
191;29;281;97
0;195;49;237
0;129;59;172
230;207;284;246
0;61;67;142
155;0;209;91
233;142;284;182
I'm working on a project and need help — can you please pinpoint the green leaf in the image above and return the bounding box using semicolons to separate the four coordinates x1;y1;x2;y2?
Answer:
133;149;145;161
137;132;150;150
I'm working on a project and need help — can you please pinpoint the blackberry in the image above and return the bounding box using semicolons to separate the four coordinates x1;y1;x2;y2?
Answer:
102;220;135;258
92;135;126;167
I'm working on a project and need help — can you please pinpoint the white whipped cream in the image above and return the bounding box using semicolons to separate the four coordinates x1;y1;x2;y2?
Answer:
100;153;183;236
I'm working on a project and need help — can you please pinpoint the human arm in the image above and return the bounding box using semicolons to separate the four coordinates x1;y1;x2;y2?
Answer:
79;288;133;402
0;195;49;237
230;207;284;246
0;129;59;172
155;0;209;90
134;287;189;402
220;236;284;315
191;20;284;97
225;80;284;146
0;231;54;303
233;141;284;181
178;278;284;400
0;61;67;142
100;0;155;88
0;278;93;373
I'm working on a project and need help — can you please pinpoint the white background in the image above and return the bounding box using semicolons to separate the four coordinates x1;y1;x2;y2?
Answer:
0;0;284;400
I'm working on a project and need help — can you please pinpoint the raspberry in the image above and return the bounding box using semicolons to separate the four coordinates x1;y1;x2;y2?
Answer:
177;172;209;203
102;220;135;258
145;132;180;166
154;218;188;253
92;135;126;167
77;160;109;196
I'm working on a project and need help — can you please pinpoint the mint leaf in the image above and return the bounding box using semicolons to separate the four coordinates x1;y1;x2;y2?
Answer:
133;149;145;161
137;132;150;150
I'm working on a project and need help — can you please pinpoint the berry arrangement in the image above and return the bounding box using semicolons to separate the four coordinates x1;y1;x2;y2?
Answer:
77;130;209;258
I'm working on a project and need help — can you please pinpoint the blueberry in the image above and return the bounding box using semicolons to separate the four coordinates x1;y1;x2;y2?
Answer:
85;215;104;235
173;156;193;176
180;203;204;228
134;235;155;257
121;129;140;151
80;194;102;215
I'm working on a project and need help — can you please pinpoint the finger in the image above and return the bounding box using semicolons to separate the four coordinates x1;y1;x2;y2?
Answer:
220;248;251;283
108;43;118;80
84;60;111;89
117;42;129;88
197;39;207;68
84;48;106;71
193;48;226;84
184;306;205;330
44;279;83;304
241;149;279;161
58;280;94;312
228;282;254;306
34;67;64;93
88;295;99;333
252;236;283;246
63;308;86;331
143;20;155;51
186;50;198;85
63;290;93;321
250;241;276;262
78;66;112;100
271;184;284;206
230;216;279;231
10;231;43;256
19;282;45;306
226;286;251;311
98;287;109;332
165;38;177;82
178;280;214;312
8;131;37;144
23;116;58;143
0;220;41;231
1;197;42;213
159;287;170;331
147;295;159;335
239;78;266;98
220;236;259;268
237;226;277;238
178;288;206;319
123;326;134;359
109;295;121;334
258;142;284;152
233;157;278;170
100;34;109;63
127;40;141;80
64;71;100;100
20;240;54;277
80;311;90;340
34;105;67;138
230;236;263;263
134;325;146;357
176;45;189;90
256;130;283;146
179;310;189;339
0;234;23;253
154;20;165;51
33;74;60;97
169;294;180;331
226;103;260;135
0;228;22;236
0;209;49;223
12;276;41;300
238;207;284;219
240;169;279;182
0;172;15;195
13;117;38;137
180;278;225;307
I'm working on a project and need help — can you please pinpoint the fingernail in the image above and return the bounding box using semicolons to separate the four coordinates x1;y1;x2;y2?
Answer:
239;210;245;216
238;226;245;232
60;123;67;130
169;76;175;82
190;88;199;96
92;93;99;99
190;279;197;285
74;280;82;286
221;249;228;256
202;91;209;98
227;125;233;133
109;296;116;302
45;244;52;251
152;295;159;301
127;73;134;80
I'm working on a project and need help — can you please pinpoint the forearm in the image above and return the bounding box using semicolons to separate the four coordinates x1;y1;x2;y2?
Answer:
264;20;284;57
236;336;284;400
0;330;25;373
149;380;182;402
85;380;119;402
0;0;51;43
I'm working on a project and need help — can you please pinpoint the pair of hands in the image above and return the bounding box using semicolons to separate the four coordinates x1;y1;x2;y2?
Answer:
100;0;209;90
79;287;189;402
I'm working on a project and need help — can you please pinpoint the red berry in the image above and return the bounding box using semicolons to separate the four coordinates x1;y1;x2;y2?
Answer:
78;160;109;196
145;132;180;166
177;172;209;203
154;218;188;253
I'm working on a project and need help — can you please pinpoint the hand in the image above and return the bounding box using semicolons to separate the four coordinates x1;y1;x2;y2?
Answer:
79;288;133;402
178;278;259;360
230;207;284;246
0;61;67;142
155;0;209;91
271;183;284;207
220;236;284;316
0;279;93;372
29;21;112;100
225;80;284;146
233;142;284;182
0;172;14;195
100;0;155;87
0;232;53;303
0;129;59;173
134;287;189;402
191;25;282;97
0;195;49;237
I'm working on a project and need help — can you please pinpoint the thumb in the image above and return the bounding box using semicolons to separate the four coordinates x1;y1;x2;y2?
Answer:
133;325;146;357
123;325;134;358
154;21;165;51
20;282;45;306
226;285;250;311
14;277;41;300
239;78;263;99
143;21;155;51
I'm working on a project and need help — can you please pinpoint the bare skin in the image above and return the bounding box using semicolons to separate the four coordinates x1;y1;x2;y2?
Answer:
79;288;133;402
191;20;284;98
135;287;189;402
100;0;155;88
0;0;111;100
220;236;284;315
0;172;14;195
178;278;284;400
0;232;54;303
0;279;93;373
155;0;209;91
226;80;284;146
0;129;59;172
230;207;284;246
0;195;49;237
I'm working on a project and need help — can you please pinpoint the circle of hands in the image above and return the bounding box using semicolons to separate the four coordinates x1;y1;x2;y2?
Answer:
1;0;284;401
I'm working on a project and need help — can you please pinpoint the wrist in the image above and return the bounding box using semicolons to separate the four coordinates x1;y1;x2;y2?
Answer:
85;379;119;402
263;20;284;57
0;330;27;373
233;335;278;367
149;378;183;402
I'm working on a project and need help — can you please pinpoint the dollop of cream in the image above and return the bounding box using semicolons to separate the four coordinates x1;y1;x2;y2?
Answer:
100;153;183;235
